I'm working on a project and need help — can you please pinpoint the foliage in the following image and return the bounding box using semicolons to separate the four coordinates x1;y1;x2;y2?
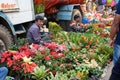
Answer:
2;23;113;80
48;22;63;36
32;66;47;80
10;38;28;51
34;4;45;14
47;72;68;80
1;43;67;79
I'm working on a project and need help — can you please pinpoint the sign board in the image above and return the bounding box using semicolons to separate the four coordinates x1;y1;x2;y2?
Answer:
0;0;19;11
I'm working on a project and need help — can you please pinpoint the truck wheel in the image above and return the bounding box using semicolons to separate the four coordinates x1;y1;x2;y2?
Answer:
72;9;82;22
0;24;13;52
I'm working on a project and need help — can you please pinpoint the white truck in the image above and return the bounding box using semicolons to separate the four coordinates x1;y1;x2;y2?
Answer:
0;0;36;51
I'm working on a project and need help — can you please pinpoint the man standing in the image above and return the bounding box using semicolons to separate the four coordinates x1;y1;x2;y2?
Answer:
109;0;120;79
110;0;120;64
27;16;44;44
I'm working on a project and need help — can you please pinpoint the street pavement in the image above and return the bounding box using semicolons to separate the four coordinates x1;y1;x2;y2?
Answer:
101;62;113;80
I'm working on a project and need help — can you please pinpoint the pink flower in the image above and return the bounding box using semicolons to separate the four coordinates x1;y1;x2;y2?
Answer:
77;62;81;65
60;64;64;67
82;54;86;58
38;46;46;51
56;44;67;51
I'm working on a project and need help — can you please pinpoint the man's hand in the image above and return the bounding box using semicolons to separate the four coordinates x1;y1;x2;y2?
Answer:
70;22;76;27
110;39;114;47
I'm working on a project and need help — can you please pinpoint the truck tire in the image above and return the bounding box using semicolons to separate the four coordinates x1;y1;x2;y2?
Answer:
0;24;13;52
72;9;82;22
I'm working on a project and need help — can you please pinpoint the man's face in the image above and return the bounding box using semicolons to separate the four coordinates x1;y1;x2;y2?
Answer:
36;20;44;27
75;18;80;22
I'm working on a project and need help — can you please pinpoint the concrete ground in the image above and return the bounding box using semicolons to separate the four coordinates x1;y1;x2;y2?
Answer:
101;62;113;80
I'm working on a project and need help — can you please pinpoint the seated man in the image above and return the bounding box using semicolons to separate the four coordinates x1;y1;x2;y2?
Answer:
27;16;44;44
69;15;83;32
0;67;8;80
69;15;89;32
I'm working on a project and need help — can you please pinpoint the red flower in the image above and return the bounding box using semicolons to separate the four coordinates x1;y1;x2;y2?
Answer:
45;56;51;61
1;58;5;63
13;54;22;60
41;50;46;54
32;44;39;50
53;53;59;59
2;51;11;58
34;0;42;5
7;59;13;67
45;42;57;50
50;35;54;39
66;63;71;67
19;46;29;52
46;69;51;73
60;53;65;58
13;66;21;70
19;52;26;57
21;62;37;73
50;52;57;55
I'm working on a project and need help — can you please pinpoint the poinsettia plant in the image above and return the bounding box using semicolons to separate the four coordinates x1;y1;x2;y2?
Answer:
1;42;67;79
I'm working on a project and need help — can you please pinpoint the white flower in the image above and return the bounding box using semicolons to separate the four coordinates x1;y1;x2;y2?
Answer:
23;56;32;63
90;59;98;68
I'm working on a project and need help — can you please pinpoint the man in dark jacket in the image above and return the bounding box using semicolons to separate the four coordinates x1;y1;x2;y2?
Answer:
27;16;44;44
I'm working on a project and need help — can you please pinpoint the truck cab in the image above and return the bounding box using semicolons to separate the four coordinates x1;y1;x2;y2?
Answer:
0;0;35;51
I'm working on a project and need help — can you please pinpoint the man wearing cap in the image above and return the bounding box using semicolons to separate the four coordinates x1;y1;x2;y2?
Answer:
27;16;44;44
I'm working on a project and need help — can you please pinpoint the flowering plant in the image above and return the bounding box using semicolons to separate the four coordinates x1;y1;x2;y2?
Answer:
31;42;67;73
1;42;67;79
1;23;113;79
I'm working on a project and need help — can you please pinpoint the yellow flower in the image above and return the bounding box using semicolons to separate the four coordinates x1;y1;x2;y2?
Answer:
8;50;18;53
76;72;86;79
23;56;32;63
